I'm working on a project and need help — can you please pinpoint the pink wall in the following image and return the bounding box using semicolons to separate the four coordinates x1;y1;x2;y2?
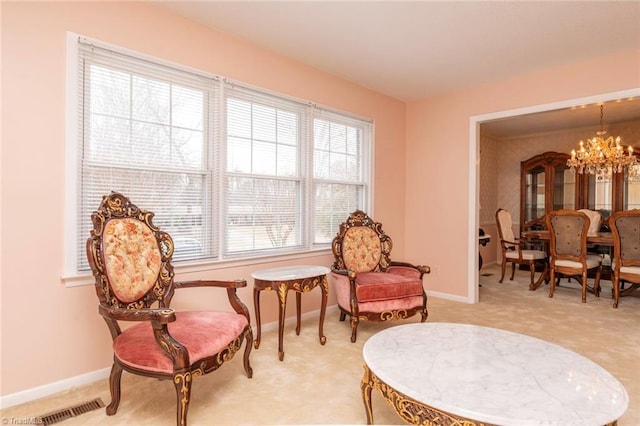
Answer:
2;0;639;402
407;49;640;297
0;2;405;397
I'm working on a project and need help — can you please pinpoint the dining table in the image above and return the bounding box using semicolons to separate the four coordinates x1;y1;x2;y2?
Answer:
521;230;614;290
522;230;614;245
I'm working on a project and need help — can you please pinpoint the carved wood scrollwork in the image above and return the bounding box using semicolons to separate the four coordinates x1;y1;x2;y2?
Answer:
88;191;176;310
216;335;243;365
330;209;393;272
362;365;492;426
379;309;409;321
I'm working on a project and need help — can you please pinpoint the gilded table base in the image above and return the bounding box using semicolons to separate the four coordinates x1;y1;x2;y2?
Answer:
361;364;619;426
361;364;493;426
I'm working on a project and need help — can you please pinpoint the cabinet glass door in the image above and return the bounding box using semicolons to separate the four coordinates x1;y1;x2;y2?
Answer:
525;166;545;223
554;165;575;210
587;174;613;219
624;165;640;210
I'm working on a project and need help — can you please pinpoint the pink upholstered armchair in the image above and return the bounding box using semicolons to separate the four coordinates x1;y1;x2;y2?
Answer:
86;192;253;426
330;210;430;342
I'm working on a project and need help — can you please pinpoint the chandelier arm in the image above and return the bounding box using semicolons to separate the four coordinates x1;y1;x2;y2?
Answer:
567;103;637;177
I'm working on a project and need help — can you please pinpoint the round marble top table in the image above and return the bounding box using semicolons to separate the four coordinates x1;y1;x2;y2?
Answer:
361;322;628;425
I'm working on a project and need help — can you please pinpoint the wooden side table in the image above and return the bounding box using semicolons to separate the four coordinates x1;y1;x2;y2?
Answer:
252;265;329;361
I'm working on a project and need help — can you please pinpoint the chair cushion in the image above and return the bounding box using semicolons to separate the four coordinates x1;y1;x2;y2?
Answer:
386;265;421;278
103;218;162;303
555;254;602;269
113;311;248;374
620;266;640;275
505;249;546;261
610;259;640;275
497;209;516;245
356;295;425;314
342;227;382;272
355;272;423;303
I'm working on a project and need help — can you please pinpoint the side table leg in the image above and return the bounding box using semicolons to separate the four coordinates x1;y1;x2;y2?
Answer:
295;292;302;336
361;365;374;425
253;286;262;349
277;283;288;361
319;275;327;345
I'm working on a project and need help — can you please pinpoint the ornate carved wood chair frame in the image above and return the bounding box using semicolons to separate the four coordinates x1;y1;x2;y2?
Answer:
609;209;640;308
546;209;602;303
86;192;253;426
495;208;548;289
330;210;430;342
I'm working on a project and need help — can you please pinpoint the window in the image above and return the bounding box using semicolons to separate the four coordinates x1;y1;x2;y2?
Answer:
313;110;370;244
224;88;308;257
66;34;371;278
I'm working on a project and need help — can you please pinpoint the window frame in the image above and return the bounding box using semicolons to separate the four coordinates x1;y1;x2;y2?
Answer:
64;33;373;286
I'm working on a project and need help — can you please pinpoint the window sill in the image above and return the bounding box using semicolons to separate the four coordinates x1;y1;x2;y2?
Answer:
62;248;333;287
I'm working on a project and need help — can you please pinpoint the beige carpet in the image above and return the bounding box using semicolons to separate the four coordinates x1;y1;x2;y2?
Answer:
2;263;638;425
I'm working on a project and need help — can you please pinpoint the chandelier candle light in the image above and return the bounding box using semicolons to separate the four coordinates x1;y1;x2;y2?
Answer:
567;104;637;176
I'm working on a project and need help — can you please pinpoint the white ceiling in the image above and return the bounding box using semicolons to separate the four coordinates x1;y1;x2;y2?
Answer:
152;1;640;137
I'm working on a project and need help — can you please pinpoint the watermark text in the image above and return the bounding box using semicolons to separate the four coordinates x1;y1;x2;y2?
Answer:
1;418;44;425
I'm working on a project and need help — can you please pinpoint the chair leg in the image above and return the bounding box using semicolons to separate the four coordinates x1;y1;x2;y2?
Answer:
350;315;359;343
593;266;602;298
581;271;588;303
510;262;516;280
106;362;122;415
499;260;506;283
529;261;535;286
548;268;556;298
339;311;346;321
173;372;192;426
420;304;428;323
242;328;254;378
612;275;620;308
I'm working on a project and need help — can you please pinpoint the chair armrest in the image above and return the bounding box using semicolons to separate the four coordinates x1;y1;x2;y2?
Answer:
501;238;525;252
172;279;251;321
98;305;176;324
389;261;431;275
174;279;247;289
331;268;357;278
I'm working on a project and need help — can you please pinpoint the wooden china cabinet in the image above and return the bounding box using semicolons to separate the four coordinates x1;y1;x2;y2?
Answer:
520;151;640;233
520;152;576;232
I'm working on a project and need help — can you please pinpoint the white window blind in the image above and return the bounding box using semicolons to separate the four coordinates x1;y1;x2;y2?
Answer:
312;109;371;244
67;35;372;278
224;86;309;257
76;40;218;270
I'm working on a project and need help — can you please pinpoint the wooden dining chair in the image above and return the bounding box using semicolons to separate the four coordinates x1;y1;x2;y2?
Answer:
495;209;548;288
546;209;602;303
609;209;640;308
577;209;603;237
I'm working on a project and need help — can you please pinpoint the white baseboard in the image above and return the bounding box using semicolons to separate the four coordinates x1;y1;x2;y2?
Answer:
0;367;111;409
426;290;473;304
0;306;339;410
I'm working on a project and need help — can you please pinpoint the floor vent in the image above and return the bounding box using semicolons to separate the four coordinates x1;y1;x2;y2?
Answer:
38;398;105;425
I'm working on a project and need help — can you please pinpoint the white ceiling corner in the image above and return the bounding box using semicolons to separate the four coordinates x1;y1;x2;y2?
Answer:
150;0;640;137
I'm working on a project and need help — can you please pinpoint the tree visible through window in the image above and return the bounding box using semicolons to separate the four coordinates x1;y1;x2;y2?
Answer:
68;35;371;276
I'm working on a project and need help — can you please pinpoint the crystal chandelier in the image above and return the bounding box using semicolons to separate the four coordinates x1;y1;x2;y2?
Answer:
567;104;636;175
